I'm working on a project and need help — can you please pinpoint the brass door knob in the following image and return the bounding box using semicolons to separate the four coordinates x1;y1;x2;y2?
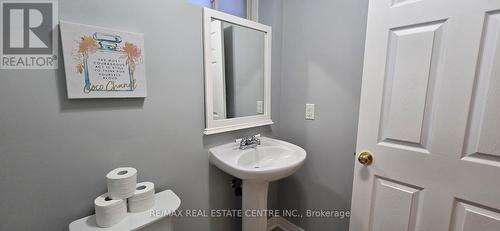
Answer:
358;151;373;165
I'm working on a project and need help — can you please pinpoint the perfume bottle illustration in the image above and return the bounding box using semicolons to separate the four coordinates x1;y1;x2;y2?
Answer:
79;32;140;92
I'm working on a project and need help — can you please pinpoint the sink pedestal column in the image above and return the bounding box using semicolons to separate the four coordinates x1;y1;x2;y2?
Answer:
242;180;269;231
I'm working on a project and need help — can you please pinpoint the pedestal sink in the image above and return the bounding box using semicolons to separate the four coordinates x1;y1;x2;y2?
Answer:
209;137;306;231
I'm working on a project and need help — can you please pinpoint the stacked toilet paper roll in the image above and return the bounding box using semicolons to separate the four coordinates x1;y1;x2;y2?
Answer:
106;167;137;199
94;193;127;228
93;167;138;228
128;182;155;213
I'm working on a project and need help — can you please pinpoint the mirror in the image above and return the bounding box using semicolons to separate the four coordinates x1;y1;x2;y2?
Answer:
203;8;272;135
212;20;265;120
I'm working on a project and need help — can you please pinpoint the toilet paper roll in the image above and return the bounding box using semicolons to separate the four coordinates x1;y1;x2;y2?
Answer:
127;182;155;213
106;167;137;199
94;193;127;228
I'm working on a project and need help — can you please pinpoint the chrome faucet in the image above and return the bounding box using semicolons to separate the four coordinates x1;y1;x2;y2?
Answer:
236;134;261;150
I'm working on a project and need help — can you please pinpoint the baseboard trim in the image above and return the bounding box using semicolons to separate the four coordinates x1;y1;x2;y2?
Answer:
267;216;305;231
267;216;280;230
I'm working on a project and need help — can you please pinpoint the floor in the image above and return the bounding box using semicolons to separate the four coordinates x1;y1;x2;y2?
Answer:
271;227;284;231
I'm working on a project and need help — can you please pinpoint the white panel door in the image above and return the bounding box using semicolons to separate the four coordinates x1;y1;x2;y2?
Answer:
210;20;226;120
350;0;500;230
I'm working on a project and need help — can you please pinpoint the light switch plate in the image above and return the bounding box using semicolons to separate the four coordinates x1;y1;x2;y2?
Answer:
306;104;315;120
257;101;264;114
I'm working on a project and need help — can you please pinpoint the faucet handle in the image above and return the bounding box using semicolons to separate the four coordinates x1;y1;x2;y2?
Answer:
252;135;261;145
235;137;247;143
234;134;261;143
250;134;261;142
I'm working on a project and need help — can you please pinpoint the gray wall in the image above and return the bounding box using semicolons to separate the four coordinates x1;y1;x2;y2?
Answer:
0;0;281;230
275;0;368;230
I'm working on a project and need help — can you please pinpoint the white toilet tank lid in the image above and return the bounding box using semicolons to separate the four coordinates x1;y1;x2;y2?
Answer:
69;190;181;231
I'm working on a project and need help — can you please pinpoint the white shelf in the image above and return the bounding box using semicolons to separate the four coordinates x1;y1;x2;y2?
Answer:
69;190;181;231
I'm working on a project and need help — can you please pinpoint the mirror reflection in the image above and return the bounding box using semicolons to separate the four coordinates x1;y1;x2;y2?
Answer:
210;20;266;120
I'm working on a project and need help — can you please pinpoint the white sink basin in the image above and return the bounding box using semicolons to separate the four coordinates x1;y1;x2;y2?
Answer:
209;137;306;181
209;137;306;231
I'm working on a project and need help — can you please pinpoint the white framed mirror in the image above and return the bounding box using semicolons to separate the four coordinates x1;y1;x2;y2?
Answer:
203;8;273;135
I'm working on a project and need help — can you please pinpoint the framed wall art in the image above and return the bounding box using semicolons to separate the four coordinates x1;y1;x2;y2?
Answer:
60;21;146;98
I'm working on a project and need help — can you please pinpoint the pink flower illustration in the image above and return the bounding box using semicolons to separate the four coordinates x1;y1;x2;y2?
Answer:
75;36;98;74
122;42;142;74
